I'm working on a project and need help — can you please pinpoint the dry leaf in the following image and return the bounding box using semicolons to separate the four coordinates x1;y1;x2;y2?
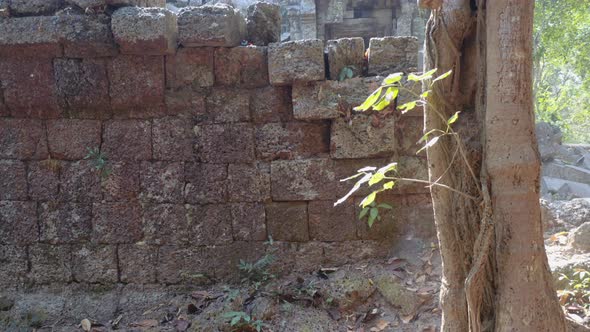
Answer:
400;314;415;324
81;319;92;331
130;319;159;328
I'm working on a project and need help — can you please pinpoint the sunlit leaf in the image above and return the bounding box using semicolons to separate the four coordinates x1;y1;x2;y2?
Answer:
335;173;372;206
447;111;461;125
372;87;399;111
416;136;441;154
357;166;377;172
354;87;383;111
340;172;365;182
420;90;431;98
360;192;377;208
398;101;417;112
383;72;403;85
383;181;395;190
408;68;437;82
432;69;453;83
369;172;385;186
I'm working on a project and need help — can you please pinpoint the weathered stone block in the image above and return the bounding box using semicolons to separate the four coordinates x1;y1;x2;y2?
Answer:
0;160;27;200
101;161;140;201
0;58;59;118
54;58;111;118
0;245;27;288
292;77;381;120
177;4;245;47
211;242;265;279
184;163;227;204
119;244;158;284
246;2;281;46
368;36;419;75
47;120;101;160
102;120;152;161
266;202;308;242
142;204;189;245
186;204;233;245
166;47;215;88
108;55;165;110
270;159;337;201
227;163;270;202
72;244;118;284
331;114;396;159
8;0;60;15
92;202;142;244
214;46;268;87
28;244;72;284
231;203;266;241
40;202;93;244
165;87;207;118
396;115;424;155
28;160;61;200
108;0;166;6
157;246;212;284
255;122;330;160
251;86;292;123
0;119;48;160
203;88;251;123
140;161;184;203
309;200;357;241
112;7;177;55
153;117;194;161
195;123;255;163
393;156;430;194
268;39;325;85
0;201;37;245
60;161;102;203
57;15;118;58
0;16;61;57
326;37;365;80
66;0;107;9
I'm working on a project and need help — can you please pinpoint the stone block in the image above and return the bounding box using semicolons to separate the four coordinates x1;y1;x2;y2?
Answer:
177;4;245;47
60;161;102;203
255;122;330;160
165;87;207;118
28;244;72;284
28;160;61;200
326;37;365;80
57;15;118;58
195;123;255;163
142;204;189;245
368;36;419;76
270;159;338;201
308;200;357;241
0;119;48;160
108;55;165;110
101;161;140;201
394;156;430;194
186;204;233;245
0;201;37;245
251;86;292;123
112;7;177;55
184;163;227;204
54;58;111;118
246;2;281;46
203;88;251;123
8;0;61;15
40;202;93;244
0;245;27;288
66;0;107;9
72;244;118;284
214;46;268;87
268;39;325;85
0;58;59;118
119;244;158;284
396;115;424;155
331;114;396;159
140;161;184;203
0;16;61;57
47;120;101;160
0;160;27;200
157;246;213;284
108;0;166;6
227;163;271;202
266;202;308;242
231;203;266;241
292;77;381;120
102;120;152;161
166;47;214;88
153;117;194;161
92;202;142;244
211;242;265;280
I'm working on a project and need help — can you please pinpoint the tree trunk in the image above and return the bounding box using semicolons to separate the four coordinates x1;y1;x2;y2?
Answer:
422;0;567;331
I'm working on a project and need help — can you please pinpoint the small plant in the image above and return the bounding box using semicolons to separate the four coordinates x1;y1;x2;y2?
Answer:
238;237;277;288
558;268;590;312
338;66;356;81
84;147;111;179
222;311;269;332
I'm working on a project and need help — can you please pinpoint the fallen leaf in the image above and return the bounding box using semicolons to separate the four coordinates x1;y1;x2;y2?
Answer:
374;319;389;331
400;314;415;324
130;319;159;328
81;319;92;331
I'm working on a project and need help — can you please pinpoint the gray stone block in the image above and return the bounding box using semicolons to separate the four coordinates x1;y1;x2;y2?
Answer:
368;36;419;75
9;0;61;16
57;14;118;58
326;37;365;80
246;2;281;46
0;16;61;57
108;0;166;6
268;39;325;85
330;113;396;159
112;6;177;55
66;0;107;9
178;4;245;47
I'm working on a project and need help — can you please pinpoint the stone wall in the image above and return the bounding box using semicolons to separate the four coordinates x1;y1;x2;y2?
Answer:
0;1;434;289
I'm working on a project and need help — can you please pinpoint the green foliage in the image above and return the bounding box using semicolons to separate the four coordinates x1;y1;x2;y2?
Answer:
557;268;590;312
534;0;590;143
338;66;356;81
84;147;111;179
222;311;269;332
238;237;276;288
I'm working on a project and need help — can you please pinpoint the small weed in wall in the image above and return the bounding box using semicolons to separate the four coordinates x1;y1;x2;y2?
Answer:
84;147;111;179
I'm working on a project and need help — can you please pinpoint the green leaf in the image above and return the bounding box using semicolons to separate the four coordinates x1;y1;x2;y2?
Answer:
372;87;399;111
416;136;441;154
345;67;354;79
418;129;439;143
368;172;385;186
447;111;461;125
231;316;241;326
420;90;431;98
359;207;369;219
360;192;377;208
376;162;397;175
383;72;403;85
408;68;437;82
340;172;365;182
377;203;393;209
383;181;395;190
354;87;383;112
432;69;453;83
368;208;379;227
357;166;377;172
398;101;417;112
335;173;372;206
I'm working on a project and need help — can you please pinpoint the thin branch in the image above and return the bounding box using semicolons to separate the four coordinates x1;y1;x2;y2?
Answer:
384;176;478;201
